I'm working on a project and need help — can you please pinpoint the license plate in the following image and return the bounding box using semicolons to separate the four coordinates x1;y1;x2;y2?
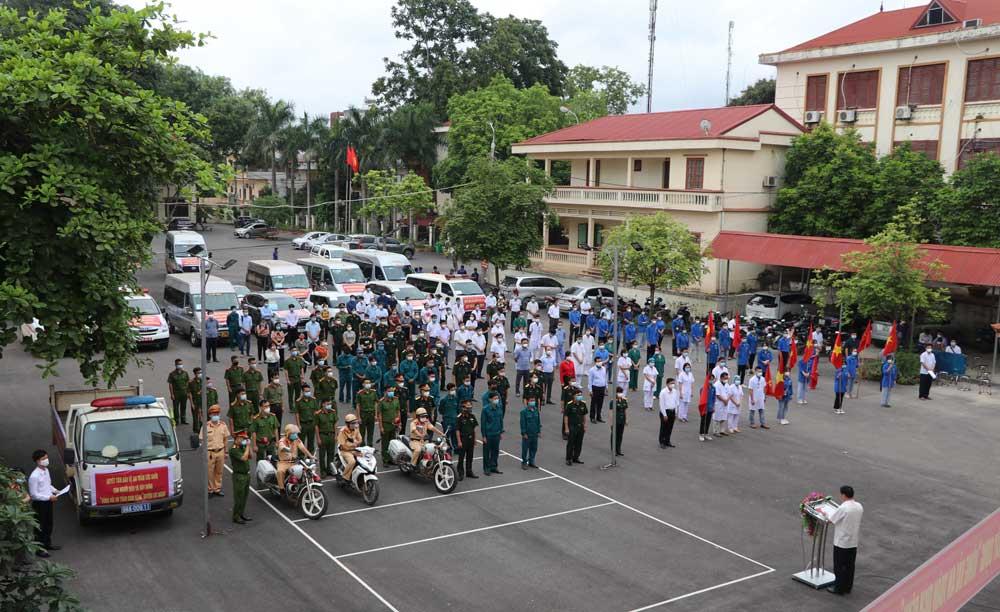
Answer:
121;503;151;513
139;337;155;343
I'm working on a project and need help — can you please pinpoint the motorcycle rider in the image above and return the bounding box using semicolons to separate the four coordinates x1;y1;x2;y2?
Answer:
409;407;444;467
337;414;364;481
276;423;315;492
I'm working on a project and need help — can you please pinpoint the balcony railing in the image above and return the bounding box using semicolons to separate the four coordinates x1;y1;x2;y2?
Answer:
548;187;723;212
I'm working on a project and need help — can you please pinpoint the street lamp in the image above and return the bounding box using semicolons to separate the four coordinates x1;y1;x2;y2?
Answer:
581;240;644;470
187;244;237;538
560;106;580;125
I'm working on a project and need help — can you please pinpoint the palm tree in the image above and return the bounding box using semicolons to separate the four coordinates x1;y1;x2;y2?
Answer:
383;102;438;180
247;97;294;195
298;112;329;229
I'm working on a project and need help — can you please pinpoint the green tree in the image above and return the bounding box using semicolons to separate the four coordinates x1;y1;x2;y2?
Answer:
727;78;776;106
463;16;567;95
298;112;329;225
596;213;708;303
814;203;949;324
246;97;295;195
383;102;439;179
3;0;118;30
249;195;292;228
359;170;434;232
444;158;553;285
0;3;221;383
872;142;945;240
769;123;878;238
933;153;1000;248
563;64;646;117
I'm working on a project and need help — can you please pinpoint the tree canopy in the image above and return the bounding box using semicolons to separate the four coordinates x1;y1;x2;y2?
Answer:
0;3;222;383
562;65;647;120
932;153;1000;248
727;78;775;106
358;170;434;230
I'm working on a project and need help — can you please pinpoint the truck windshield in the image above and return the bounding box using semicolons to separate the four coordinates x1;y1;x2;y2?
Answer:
191;293;238;311
82;416;177;464
174;243;203;256
332;268;366;284
271;274;309;289
127;297;160;315
450;281;483;296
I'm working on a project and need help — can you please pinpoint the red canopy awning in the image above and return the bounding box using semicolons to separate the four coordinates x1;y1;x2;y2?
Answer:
710;231;1000;287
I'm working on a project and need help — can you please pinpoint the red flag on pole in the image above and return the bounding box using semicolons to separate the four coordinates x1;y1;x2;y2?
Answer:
732;314;742;350
346;145;359;173
764;363;773;396
829;332;844;369
697;374;711;416
809;351;820;389
882;321;898;357
705;312;715;353
771;353;786;399
788;337;798;371
803;324;815;363
858;320;873;354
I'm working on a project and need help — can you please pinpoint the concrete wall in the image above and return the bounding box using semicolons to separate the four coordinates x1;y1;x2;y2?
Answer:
567;150;726;191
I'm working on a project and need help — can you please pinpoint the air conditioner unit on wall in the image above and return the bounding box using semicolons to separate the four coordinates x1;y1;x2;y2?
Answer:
762;176;778;188
838;109;858;123
804;110;823;124
895;105;915;121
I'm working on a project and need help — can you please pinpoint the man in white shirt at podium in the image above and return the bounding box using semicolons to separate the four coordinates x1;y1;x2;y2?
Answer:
826;485;864;596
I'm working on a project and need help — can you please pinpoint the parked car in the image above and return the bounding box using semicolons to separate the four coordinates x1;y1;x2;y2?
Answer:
234;222;277;239
744;292;814;320
292;231;329;250
555;285;615;314
233;216;264;228
342;234;378;250
241;291;310;330
500;274;564;300
366;237;416;259
310;244;349;260
166;217;195;231
305;233;349;250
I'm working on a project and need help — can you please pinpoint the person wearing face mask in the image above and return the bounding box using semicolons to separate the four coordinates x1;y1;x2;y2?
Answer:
845;348;859;399
437;383;460;449
520;397;542;469
238;307;253;356
513;340;532;395
677;363;695;422
726;375;744;434
454;399;480;479
376;386;401;464
336;348;354;402
200;405;231;496
658;380;678;449
563;390;589;465
747;367;769;429
316;366;339;407
337;414;364;481
263;375;285;426
399;351;419;412
314;400;339;477
295;383;319;453
539;348;557;405
481;392;504;475
227;386;254;434
28;449;60;556
276;424;314;491
642;358;658;411
188;370;217;434
250;400;279;463
612;386;629;455
244;358;263;408
944;339;962;355
224;355;245;407
918;344;936;400
354;378;378;446
880;355;898;408
651;346;666;396
414;383;437;424
409;407;445;466
229;430;253;524
167;358;191;425
283;349;306;412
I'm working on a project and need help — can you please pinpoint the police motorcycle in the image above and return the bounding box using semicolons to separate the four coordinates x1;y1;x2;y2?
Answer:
255;433;328;520
388;411;458;494
329;415;380;506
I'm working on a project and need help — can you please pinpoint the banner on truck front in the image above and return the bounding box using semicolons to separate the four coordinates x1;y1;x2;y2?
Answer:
91;465;173;506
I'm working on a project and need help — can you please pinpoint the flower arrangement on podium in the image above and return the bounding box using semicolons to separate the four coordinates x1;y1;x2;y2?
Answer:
799;491;830;536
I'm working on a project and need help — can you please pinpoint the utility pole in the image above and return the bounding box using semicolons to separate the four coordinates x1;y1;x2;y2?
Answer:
725;20;735;105
646;0;658;113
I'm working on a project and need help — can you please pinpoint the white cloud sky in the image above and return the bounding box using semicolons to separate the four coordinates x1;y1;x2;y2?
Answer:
121;0;916;118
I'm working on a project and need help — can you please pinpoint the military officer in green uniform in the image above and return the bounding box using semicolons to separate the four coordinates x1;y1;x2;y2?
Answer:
611;385;628;456
560;377;579;441
187;368;216;433
224;355;245;406
295;383;319;453
438;383;460;451
455;399;479;480
229;430;252;524
354;378;378;447
316;366;339;407
452;354;472;389
263;375;285;427
167;358;191;424
228;386;255;434
392;374;410;432
414;383;437;423
523;372;544;408
244;357;264;408
284;349;306;413
490;368;510;417
376;386;401;464
563;391;589;466
250;400;279;462
314;399;339;477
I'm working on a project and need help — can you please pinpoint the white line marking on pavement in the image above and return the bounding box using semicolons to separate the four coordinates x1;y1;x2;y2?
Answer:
292;475;556;523
497;450;775;572
335;501;615;559
224;465;400;612
625;569;776;612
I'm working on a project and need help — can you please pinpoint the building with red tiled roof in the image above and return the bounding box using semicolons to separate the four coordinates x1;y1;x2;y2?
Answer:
510;104;804;294
760;0;1000;174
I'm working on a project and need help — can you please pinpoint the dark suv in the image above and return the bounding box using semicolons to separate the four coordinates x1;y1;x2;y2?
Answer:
367;237;416;258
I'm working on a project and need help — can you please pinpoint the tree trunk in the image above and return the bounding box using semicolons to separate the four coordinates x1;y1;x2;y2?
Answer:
649;285;656;308
270;149;277;195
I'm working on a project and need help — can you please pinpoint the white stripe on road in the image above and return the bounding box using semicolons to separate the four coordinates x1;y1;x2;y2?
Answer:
292;475;556;523
335;501;615;559
625;569;776;612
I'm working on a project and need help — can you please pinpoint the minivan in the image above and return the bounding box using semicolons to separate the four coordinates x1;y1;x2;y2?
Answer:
245;260;311;304
164;230;206;273
343;250;414;283
296;257;368;295
162;273;238;346
744;292;814;320
405;273;486;311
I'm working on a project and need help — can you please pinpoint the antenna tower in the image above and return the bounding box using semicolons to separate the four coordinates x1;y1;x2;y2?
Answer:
646;0;658;113
725;20;734;104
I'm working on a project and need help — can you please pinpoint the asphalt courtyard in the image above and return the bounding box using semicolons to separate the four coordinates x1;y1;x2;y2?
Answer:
2;226;998;612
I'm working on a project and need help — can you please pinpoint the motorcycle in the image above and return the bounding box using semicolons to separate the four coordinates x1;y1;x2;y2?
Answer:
330;446;380;506
256;456;328;520
387;432;458;494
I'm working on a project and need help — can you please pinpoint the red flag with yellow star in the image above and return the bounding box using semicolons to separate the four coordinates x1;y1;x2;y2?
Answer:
829;332;844;369
771;353;785;398
802;324;815;363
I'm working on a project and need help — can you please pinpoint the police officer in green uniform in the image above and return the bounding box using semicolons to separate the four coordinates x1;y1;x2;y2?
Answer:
563;391;588;466
228;386;255;434
611;385;628;456
314;399;339;477
523;372;544;408
295;383;319;453
354;378;378;447
455;399;479;480
229;430;252;524
284;348;306;413
224;356;245;406
490;368;510;417
452;354;472;389
413;383;437;424
187;368;212;433
244;357;264;408
167;358;191;424
393;374;410;432
316;366;339;407
250;401;279;461
560;376;578;441
263;375;285;427
309;357;326;391
382;334;398;369
376;386;401;464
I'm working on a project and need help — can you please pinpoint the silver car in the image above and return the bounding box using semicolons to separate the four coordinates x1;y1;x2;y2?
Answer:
500;274;565;300
555;285;615;314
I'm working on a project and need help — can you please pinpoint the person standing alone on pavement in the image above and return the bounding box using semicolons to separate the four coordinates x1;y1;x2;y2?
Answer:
167;358;190;425
918;345;936;400
28;449;60;557
229;430;252;524
880;355;898;407
520;398;541;469
657;379;678;448
825;485;863;596
564;390;588;465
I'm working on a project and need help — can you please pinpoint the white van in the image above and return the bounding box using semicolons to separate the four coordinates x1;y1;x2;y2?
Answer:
245;260;311;304
125;290;170;350
306;291;351;311
164;231;205;273
310;244;348;260
405;273;486;311
162;273;238;346
343;250;414;282
296;257;368;295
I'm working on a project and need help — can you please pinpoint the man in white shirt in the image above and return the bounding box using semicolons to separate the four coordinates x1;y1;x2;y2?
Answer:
485;292;498;311
674;350;690;376
944;340;962;354
28;449;60;556
540;330;558;356
616;351;633;392
579;299;593;317
525;297;539;318
812;328;825;355
570;337;587;386
546;301;561;332
509;295;522;331
825;485;864;596
747;366;769;429
918;344;936;400
711;359;730;382
657;378;679;448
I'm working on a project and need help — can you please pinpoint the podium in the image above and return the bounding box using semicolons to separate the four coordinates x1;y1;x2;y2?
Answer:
793;498;839;589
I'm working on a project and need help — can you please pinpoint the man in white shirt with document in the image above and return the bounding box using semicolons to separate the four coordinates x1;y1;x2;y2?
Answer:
28;449;61;557
825;485;864;596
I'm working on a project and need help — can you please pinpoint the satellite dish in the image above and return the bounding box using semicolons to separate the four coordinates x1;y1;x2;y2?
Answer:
699;119;712;135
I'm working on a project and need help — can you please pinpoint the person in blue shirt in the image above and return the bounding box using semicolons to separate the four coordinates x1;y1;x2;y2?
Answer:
597;317;611;344
670;315;684;355
513;340;532;395
655;316;667;351
623;320;637;346
675;328;690;358
481;392;504;475
737;340;751;381
797;354;815;404
336;351;354;402
776;368;793;424
457;377;475;404
346;296;357;313
645;321;660;359
706;337;720;375
568;306;582;344
555;326;567;362
585;313;598;335
757;344;773;375
717;326;732;359
373;341;388;372
745;331;759;371
699;373;716;441
690;319;704;359
637;311;650;348
776;331;792;366
845;349;859;398
880;355;898;407
833;365;848;414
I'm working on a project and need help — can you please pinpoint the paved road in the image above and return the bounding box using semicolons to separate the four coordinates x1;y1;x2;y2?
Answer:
2;225;998;612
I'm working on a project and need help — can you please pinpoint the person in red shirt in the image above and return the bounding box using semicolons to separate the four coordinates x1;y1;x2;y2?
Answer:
559;356;576;388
